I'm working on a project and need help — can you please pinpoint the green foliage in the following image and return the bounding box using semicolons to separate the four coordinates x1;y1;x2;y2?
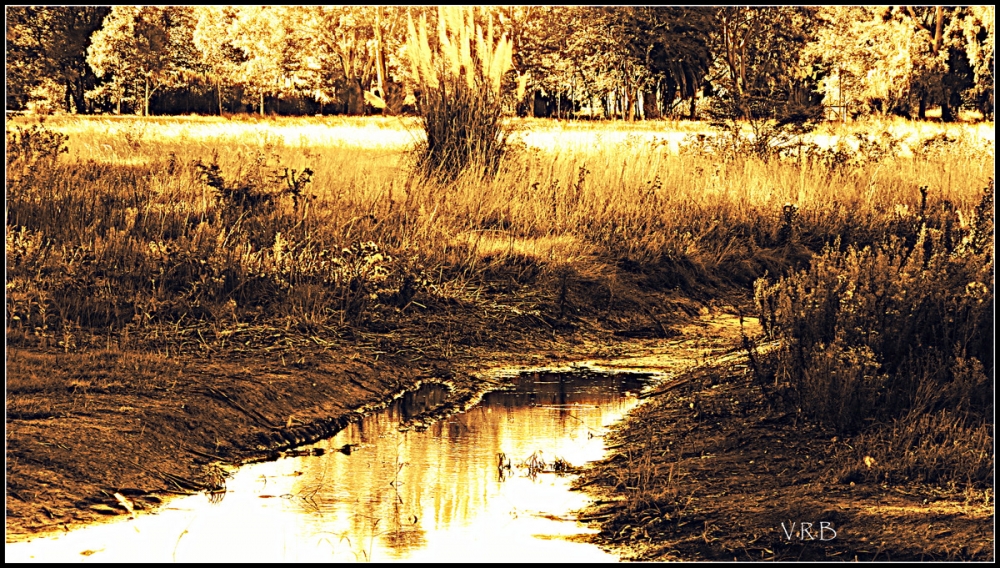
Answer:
954;6;995;119
805;7;993;121
86;6;199;116
193;156;312;220
702;7;826;160
6;6;996;120
616;7;714;96
710;7;821;106
226;6;315;115
5;6;110;113
705;91;825;162
805;7;931;117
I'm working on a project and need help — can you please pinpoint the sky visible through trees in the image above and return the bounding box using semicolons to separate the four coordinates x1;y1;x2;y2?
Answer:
5;6;995;121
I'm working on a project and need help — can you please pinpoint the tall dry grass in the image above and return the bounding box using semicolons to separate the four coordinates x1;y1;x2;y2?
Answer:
6;115;993;341
404;6;528;180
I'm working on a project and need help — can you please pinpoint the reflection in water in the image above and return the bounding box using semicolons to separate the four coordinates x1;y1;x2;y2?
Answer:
291;372;650;562
5;370;651;563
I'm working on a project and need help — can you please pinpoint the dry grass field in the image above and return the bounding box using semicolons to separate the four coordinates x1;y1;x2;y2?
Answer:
5;113;994;557
7;114;992;334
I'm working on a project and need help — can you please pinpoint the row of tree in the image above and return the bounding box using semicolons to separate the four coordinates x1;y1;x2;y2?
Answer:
5;6;994;121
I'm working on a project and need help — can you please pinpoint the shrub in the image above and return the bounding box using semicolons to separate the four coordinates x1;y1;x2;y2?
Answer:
754;181;994;434
705;90;825;162
404;7;527;181
5;120;68;190
193;153;312;219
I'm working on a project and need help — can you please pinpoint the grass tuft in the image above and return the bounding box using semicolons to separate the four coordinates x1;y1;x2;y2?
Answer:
404;7;521;181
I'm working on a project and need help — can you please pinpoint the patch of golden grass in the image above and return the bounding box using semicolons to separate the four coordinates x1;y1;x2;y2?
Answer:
455;231;600;274
5;114;993;337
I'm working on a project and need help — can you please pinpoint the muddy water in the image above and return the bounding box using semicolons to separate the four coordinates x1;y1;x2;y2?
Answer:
6;369;654;563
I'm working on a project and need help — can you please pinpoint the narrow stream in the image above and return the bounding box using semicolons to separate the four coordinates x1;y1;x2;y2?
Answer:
6;368;655;562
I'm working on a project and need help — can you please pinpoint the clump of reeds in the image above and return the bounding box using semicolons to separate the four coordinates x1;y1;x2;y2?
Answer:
404;6;527;181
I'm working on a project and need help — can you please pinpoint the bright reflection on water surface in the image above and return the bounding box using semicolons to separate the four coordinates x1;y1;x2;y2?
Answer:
6;370;651;563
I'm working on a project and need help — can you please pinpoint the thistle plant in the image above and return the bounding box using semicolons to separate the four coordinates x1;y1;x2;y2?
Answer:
405;7;528;181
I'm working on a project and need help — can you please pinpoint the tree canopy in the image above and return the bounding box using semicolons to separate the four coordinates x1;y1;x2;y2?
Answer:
5;6;993;121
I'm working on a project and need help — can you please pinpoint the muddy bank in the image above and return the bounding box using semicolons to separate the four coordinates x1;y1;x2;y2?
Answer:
5;286;709;542
576;337;995;561
7;297;992;560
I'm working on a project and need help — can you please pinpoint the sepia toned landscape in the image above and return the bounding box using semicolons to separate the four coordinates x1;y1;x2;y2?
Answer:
5;6;994;561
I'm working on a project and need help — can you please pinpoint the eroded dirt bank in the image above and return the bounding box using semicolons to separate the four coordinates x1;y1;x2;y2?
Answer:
5;285;708;541
6;299;994;561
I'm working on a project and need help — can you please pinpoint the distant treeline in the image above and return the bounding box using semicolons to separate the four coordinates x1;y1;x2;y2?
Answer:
6;6;994;120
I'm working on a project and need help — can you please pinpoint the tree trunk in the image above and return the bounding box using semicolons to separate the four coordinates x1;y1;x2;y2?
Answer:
933;6;944;54
533;91;547;118
642;88;659;120
689;72;701;120
345;79;364;115
260;91;265;116
941;98;954;122
374;7;388;115
64;81;74;113
73;77;88;114
919;95;927;120
67;78;87;114
145;77;150;117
